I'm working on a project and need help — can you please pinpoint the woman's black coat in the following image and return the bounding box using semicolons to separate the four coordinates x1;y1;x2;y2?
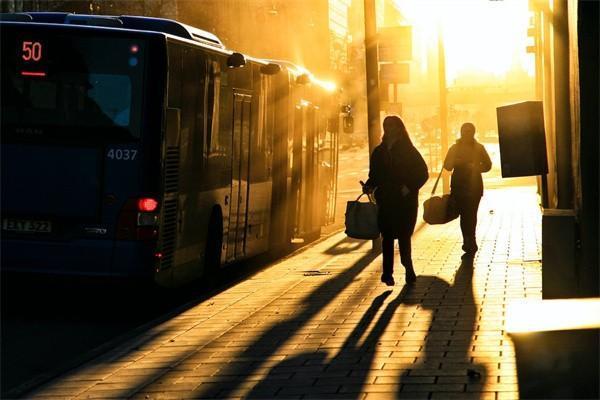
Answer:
366;141;429;238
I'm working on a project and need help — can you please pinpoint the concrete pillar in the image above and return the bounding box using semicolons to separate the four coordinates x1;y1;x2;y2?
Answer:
363;0;381;155
553;0;573;209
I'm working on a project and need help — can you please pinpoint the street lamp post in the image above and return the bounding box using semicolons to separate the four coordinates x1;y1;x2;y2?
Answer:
363;0;382;251
437;26;450;194
363;0;381;156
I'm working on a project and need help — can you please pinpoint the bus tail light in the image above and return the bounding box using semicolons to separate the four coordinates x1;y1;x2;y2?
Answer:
137;197;158;212
116;197;160;240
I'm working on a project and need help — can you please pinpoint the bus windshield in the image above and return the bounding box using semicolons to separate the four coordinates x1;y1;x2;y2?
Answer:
1;27;146;141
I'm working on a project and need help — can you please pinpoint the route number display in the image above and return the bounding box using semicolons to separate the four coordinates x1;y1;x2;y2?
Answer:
22;41;43;61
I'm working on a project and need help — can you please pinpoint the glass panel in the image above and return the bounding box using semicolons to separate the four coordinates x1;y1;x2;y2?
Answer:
1;30;146;141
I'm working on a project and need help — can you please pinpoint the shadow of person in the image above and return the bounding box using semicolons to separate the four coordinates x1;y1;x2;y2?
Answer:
247;285;417;399
397;256;489;398
189;250;381;399
324;236;369;256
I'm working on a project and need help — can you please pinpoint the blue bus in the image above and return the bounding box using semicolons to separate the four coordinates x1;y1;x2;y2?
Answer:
1;13;339;287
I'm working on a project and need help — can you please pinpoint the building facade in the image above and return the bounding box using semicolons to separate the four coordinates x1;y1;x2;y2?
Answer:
529;0;598;298
0;0;178;19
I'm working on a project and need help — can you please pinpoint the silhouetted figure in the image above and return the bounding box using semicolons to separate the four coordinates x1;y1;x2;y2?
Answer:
443;123;492;256
364;116;428;286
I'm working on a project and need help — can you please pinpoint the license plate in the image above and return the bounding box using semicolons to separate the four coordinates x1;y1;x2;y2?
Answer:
2;218;52;233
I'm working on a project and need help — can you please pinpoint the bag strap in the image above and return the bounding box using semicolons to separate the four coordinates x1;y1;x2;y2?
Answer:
431;150;452;196
431;169;443;196
355;192;375;203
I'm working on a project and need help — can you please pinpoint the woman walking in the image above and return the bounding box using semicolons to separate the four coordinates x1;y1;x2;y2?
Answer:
364;116;428;286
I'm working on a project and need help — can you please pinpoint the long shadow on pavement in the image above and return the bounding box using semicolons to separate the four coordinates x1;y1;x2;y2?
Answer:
396;256;488;398
244;256;488;399
19;239;378;399
246;284;416;399
323;237;369;256
187;247;382;399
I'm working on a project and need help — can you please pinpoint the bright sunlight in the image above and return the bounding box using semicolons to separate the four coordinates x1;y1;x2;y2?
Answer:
395;0;534;82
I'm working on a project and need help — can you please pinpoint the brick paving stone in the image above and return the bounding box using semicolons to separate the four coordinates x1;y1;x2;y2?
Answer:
341;383;400;393
279;385;341;396
496;392;521;400
365;392;429;399
467;383;519;392
25;187;541;399
431;392;496;400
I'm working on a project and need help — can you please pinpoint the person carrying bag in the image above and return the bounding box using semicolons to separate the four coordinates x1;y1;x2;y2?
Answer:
362;116;428;286
442;122;492;256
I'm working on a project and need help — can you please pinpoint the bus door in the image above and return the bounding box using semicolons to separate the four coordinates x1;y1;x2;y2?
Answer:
304;105;318;235
226;92;252;260
292;101;319;238
289;103;304;239
321;112;339;226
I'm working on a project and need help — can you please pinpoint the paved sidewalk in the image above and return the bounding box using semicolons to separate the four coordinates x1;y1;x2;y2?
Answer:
27;186;541;400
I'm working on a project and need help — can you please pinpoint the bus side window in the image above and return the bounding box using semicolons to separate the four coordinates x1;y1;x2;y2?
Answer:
206;61;220;160
192;52;206;163
252;73;270;183
181;46;203;169
167;44;182;109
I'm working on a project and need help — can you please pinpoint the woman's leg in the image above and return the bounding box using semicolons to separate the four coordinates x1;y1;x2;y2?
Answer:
399;235;417;283
398;235;413;269
458;195;481;254
382;236;395;277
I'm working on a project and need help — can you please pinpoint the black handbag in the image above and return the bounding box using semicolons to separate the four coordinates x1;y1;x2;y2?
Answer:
423;170;458;224
345;193;380;239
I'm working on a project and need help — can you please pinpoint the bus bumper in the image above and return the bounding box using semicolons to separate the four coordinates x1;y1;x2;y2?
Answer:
1;239;154;278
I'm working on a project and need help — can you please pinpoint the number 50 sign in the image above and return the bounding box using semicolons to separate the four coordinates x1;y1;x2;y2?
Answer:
22;41;43;61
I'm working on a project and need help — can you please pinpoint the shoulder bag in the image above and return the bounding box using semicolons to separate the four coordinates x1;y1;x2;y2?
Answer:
423;170;459;225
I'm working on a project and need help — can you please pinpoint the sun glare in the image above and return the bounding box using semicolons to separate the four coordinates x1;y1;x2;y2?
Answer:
395;0;534;82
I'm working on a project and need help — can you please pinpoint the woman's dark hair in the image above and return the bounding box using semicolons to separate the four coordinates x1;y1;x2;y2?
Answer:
383;115;413;147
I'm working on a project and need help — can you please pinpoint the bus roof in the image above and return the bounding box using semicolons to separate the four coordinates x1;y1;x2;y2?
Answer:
0;13;224;49
0;13;331;83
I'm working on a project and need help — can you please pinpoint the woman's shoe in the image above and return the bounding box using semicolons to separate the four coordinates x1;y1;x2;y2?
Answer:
381;273;395;286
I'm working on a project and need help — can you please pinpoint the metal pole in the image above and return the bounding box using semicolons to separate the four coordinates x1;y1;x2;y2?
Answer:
363;0;381;155
534;11;543;101
533;10;549;208
437;26;450;194
363;0;381;251
552;0;573;209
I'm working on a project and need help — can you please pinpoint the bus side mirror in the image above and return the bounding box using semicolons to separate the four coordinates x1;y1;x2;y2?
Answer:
343;115;354;134
260;63;281;75
227;52;246;68
296;74;311;85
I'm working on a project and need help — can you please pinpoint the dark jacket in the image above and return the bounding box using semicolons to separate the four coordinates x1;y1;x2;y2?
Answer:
443;138;492;197
366;140;428;238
